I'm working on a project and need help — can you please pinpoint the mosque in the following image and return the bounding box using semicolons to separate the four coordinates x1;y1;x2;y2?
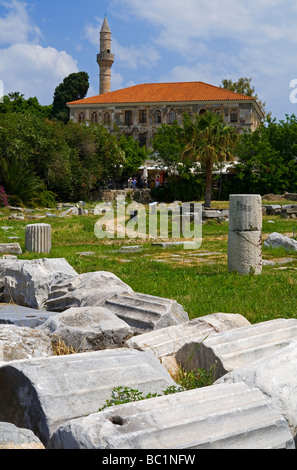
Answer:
67;16;264;151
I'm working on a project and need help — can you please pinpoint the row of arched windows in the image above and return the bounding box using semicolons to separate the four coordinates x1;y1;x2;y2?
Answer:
77;111;110;124
76;108;239;125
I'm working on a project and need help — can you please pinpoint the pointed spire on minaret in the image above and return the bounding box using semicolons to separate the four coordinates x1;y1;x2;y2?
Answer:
97;16;114;94
101;15;111;33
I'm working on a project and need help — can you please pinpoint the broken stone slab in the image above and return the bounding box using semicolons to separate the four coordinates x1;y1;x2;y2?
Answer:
264;232;297;251
48;381;294;449
59;207;79;217
263;205;282;215
281;204;297;215
119;245;143;252
45;271;133;312
3;258;78;310
262;257;294;267
0;259;23;299
0;422;45;449
215;339;297;441
37;306;134;352
0;348;176;447
0;324;53;361
0;243;22;255
8;214;24;221
126;313;251;359
151;241;198;248
176;318;297;381
202;210;223;219
0;303;57;328
103;291;189;334
8;206;24;212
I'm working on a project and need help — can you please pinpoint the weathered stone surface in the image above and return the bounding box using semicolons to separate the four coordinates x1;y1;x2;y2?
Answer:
0;324;53;361
25;223;51;254
285;193;297;201
228;230;262;275
160;355;180;380
0;422;45;449
0;243;22;254
0;303;57;328
215;339;297;440
3;258;78;309
126;313;251;359
45;271;133;312
152;241;198;248
176;319;297;381
281;205;297;217
229;194;262;232
0;348;175;446
0;259;22;300
263;205;282;215
228;195;262;276
38;306;134;351
48;382;294;449
103;291;189;334
202;210;223;219
264;232;297;251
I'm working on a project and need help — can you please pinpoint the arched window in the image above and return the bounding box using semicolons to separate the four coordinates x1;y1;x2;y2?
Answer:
153;110;162;124
103;111;111;125
199;109;206;115
215;108;223;116
78;112;85;123
91;112;98;124
168;109;176;124
230;109;238;123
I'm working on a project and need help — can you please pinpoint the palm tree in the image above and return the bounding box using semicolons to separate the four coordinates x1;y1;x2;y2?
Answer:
181;111;239;208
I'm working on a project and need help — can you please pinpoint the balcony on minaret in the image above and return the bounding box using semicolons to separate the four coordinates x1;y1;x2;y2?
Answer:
97;51;115;65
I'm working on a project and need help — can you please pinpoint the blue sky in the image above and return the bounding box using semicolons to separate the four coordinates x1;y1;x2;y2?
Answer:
1;0;297;121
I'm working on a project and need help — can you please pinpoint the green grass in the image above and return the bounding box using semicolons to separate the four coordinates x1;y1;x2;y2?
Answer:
1;201;297;325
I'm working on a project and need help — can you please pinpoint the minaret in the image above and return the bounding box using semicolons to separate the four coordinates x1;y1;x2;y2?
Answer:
97;16;114;94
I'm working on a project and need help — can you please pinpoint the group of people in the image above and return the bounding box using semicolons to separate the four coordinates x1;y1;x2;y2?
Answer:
127;176;150;189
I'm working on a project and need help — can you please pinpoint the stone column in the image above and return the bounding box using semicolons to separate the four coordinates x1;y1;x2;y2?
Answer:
25;224;51;254
228;195;262;275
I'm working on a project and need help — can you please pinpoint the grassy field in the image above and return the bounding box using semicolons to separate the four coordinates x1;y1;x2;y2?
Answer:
1;199;297;326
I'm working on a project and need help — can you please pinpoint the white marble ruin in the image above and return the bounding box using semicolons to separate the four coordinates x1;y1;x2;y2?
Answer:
228;194;263;275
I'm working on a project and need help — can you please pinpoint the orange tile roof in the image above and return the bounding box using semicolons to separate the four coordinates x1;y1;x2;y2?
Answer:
67;81;255;106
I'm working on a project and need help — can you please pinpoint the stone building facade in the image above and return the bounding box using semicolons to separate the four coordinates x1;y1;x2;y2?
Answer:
68;81;263;148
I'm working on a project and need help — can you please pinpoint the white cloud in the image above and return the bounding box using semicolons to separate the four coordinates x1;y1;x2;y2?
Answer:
0;1;79;104
0;0;41;45
0;43;78;104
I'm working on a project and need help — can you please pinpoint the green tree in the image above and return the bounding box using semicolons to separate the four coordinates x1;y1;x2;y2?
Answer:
51;72;89;123
233;115;297;195
221;76;268;118
0;93;51;118
117;134;148;181
152;121;184;174
91;124;124;187
0;113;55;206
181;111;239;208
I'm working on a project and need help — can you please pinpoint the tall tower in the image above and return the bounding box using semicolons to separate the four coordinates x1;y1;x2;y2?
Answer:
97;16;114;94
